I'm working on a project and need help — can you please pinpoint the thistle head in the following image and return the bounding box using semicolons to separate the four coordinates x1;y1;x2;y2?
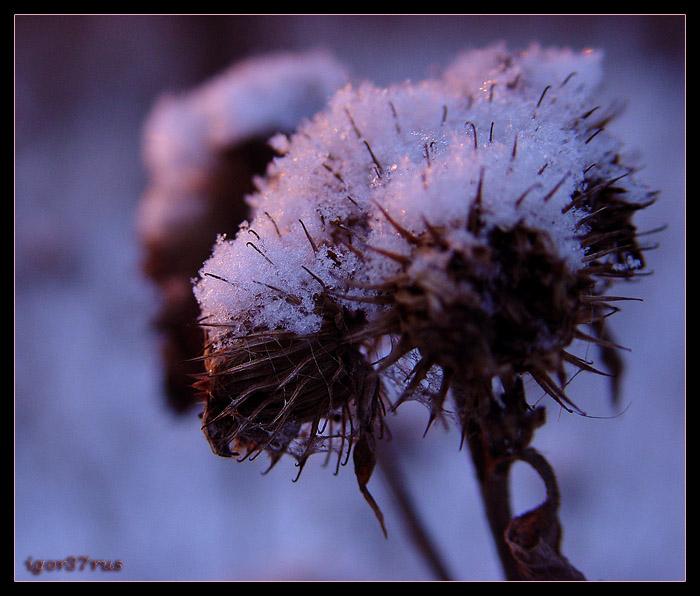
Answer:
369;222;593;390
137;50;348;412
194;294;382;477
190;43;656;529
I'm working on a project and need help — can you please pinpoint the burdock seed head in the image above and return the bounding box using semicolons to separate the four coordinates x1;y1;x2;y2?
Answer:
137;50;348;412
191;43;656;532
366;220;595;415
194;293;382;475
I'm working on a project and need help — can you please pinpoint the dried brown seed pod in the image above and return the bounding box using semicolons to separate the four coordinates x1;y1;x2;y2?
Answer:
137;51;347;412
195;297;380;465
194;292;389;533
361;220;596;418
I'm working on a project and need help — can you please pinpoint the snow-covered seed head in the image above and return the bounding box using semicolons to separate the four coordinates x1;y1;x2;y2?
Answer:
366;222;594;409
137;51;348;412
192;44;655;509
194;295;382;477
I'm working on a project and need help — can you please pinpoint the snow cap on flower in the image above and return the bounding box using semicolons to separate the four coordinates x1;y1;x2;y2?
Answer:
194;43;650;349
137;50;348;413
138;49;348;250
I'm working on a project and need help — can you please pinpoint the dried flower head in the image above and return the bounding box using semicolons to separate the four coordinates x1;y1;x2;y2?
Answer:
181;44;656;573
137;51;347;411
194;295;380;466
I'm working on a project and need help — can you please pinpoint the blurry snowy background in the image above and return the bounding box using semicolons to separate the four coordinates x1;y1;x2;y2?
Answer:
15;15;685;581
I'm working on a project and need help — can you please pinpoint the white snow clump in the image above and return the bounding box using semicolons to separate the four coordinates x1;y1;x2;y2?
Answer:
193;44;645;347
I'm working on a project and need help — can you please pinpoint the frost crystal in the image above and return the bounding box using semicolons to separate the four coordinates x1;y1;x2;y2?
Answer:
193;44;648;346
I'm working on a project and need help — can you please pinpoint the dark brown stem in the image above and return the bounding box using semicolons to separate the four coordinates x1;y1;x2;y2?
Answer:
464;417;524;580
377;442;453;581
453;374;578;581
456;374;586;581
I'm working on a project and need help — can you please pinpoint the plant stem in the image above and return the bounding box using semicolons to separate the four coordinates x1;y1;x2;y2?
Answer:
377;442;453;581
456;376;586;581
464;417;524;580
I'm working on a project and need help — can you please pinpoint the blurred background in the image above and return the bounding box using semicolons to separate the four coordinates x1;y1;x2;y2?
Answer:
15;15;685;581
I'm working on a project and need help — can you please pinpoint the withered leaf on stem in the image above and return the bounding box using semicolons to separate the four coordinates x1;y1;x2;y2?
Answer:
353;431;387;538
505;448;586;581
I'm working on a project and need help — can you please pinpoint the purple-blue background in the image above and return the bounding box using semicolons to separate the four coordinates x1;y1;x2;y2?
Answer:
15;15;685;581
